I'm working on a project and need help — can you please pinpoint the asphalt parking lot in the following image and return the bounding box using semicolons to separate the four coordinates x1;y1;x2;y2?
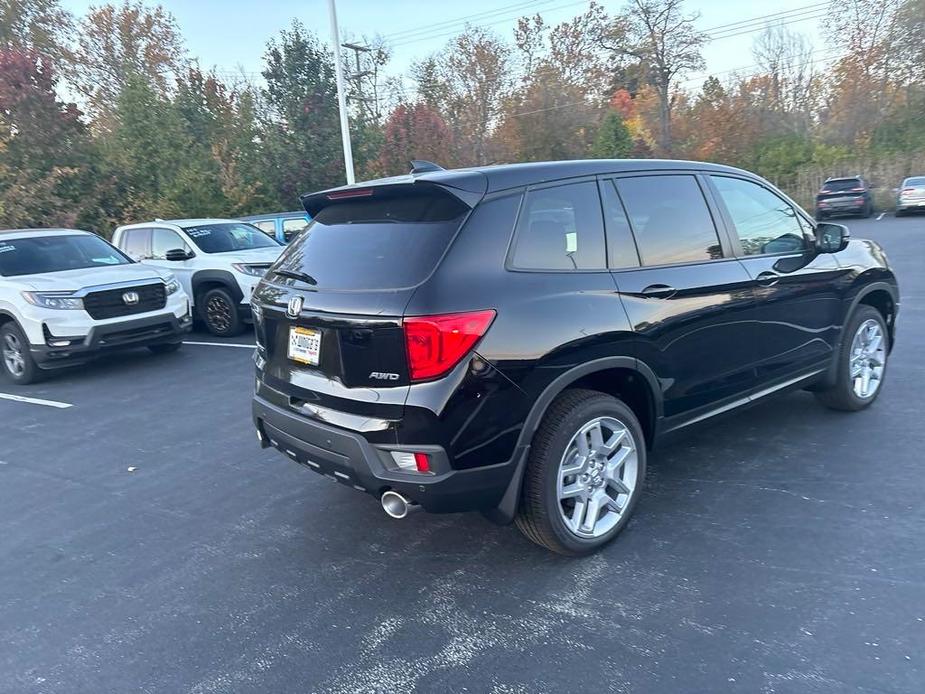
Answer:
2;214;924;694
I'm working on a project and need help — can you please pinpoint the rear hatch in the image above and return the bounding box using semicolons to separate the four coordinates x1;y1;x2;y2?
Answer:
817;178;866;209
900;178;925;202
253;177;484;418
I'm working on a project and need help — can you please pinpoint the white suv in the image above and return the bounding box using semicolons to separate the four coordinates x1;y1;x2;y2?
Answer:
112;219;283;336
0;229;192;384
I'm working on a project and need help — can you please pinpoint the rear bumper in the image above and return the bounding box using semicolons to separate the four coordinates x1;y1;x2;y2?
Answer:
252;394;521;514
30;312;192;369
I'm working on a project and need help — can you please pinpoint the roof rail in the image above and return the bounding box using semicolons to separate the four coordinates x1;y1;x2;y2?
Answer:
409;160;444;174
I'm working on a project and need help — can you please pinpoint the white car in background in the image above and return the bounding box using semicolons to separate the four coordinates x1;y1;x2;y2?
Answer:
0;228;191;385
112;219;284;336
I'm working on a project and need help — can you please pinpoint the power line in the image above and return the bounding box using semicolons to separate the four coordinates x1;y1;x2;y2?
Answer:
380;0;564;42
707;10;829;41
701;3;827;34
389;0;593;48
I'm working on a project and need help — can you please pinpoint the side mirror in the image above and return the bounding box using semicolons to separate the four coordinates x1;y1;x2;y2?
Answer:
814;222;850;254
165;248;193;261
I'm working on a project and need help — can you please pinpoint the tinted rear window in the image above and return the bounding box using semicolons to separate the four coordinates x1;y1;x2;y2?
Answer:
905;177;925;186
272;189;469;290
823;179;863;192
0;234;130;277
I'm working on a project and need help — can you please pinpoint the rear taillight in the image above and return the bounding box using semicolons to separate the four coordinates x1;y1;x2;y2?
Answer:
902;187;915;194
403;310;496;381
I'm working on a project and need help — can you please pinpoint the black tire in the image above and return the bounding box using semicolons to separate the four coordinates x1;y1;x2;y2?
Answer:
148;341;182;354
515;388;647;556
894;208;905;218
1;322;41;385
815;305;888;411
200;287;242;336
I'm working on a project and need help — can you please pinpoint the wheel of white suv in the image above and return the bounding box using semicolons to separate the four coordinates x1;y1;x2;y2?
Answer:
815;305;888;411
1;322;40;385
201;287;242;336
515;389;646;556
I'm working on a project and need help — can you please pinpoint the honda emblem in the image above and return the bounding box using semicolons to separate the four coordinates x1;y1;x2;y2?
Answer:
122;291;140;305
287;295;303;318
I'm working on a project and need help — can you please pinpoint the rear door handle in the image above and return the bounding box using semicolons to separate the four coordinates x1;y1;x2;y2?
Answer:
639;284;677;299
755;271;780;287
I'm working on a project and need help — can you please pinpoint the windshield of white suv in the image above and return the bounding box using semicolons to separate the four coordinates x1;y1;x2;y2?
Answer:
181;223;281;254
0;234;131;277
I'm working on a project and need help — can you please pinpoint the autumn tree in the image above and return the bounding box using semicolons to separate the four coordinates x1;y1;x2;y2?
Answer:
0;0;72;62
71;1;186;122
377;102;454;175
821;0;905;143
497;5;607;162
600;0;706;155
0;50;90;227
411;26;511;165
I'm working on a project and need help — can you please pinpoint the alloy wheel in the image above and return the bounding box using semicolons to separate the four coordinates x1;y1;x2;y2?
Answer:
557;416;639;539
2;332;26;377
206;295;232;333
850;318;886;399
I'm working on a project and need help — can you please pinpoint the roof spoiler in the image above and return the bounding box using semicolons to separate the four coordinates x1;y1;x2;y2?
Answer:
300;172;487;218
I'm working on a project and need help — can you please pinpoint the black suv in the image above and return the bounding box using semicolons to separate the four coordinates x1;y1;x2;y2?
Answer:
252;160;898;555
815;176;874;219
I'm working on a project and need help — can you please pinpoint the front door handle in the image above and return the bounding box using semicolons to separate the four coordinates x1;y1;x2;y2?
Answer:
755;271;780;287
640;284;677;299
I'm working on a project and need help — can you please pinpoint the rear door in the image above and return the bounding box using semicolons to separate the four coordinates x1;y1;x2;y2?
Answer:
707;174;842;385
254;184;476;416
604;173;757;421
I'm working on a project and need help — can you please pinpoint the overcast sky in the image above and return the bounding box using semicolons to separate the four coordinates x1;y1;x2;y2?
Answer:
59;0;829;90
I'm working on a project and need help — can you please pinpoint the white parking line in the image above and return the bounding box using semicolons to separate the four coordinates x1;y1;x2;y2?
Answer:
0;392;73;409
877;212;886;220
183;341;255;349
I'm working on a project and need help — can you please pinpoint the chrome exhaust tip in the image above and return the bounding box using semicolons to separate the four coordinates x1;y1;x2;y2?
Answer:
381;491;419;519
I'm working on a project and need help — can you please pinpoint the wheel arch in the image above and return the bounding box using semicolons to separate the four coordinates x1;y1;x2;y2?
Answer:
846;280;898;352
190;270;244;309
485;356;662;525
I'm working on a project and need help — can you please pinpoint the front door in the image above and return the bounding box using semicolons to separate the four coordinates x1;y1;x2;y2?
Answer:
707;174;843;386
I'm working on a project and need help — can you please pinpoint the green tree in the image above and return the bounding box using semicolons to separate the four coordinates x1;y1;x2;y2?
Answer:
259;20;342;205
591;110;633;158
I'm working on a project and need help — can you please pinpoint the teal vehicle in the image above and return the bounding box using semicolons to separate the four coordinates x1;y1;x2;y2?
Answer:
239;211;311;244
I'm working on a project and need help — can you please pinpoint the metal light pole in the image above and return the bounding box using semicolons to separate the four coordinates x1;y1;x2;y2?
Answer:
327;0;355;184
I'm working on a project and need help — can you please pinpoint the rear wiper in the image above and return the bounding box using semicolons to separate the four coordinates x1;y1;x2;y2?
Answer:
274;269;318;286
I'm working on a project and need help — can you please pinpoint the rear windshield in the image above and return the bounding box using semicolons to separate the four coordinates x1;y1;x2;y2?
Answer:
905;177;925;186
182;223;280;253
822;179;863;192
0;234;131;277
271;189;469;290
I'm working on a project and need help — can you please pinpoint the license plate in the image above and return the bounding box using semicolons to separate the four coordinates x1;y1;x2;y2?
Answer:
288;326;321;365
